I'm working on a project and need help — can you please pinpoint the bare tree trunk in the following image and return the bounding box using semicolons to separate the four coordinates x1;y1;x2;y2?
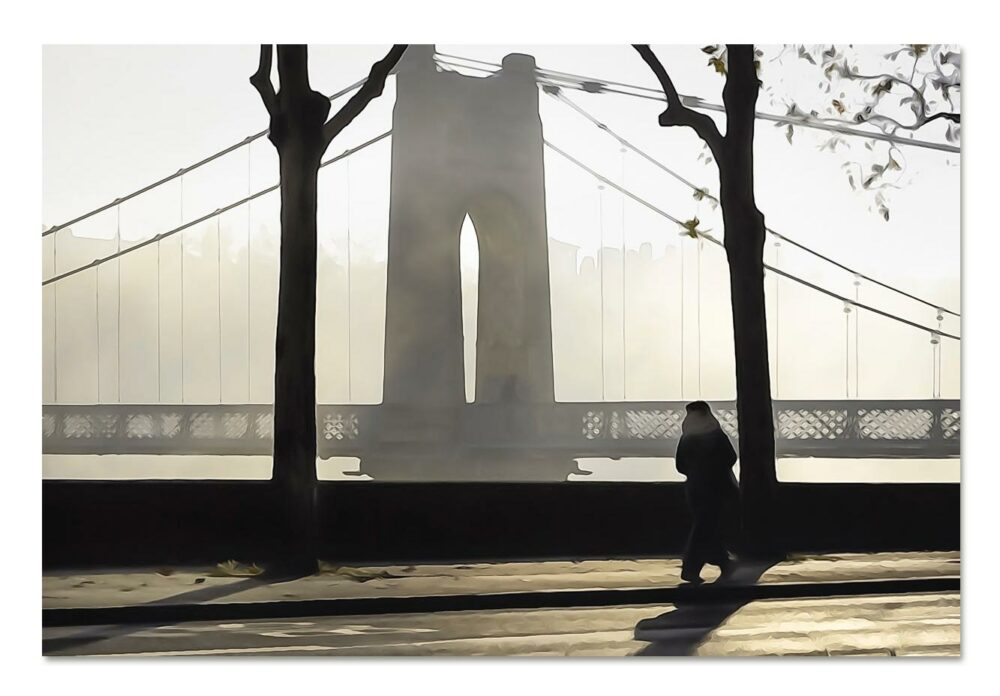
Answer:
634;44;779;553
251;44;406;571
721;196;777;550
258;45;330;572
719;48;778;551
272;145;323;568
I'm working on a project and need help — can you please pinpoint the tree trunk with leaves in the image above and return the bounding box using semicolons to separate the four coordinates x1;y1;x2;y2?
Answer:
251;44;406;571
635;44;778;551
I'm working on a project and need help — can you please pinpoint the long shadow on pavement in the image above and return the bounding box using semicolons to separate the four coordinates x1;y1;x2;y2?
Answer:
43;571;311;655
633;558;779;656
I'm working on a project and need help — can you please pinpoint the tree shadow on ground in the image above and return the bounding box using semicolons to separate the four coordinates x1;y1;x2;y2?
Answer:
42;570;314;655
632;558;779;656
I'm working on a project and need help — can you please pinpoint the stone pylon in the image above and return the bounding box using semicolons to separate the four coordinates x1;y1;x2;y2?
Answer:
368;45;573;480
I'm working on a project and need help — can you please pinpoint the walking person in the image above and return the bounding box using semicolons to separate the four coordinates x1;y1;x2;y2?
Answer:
676;400;739;584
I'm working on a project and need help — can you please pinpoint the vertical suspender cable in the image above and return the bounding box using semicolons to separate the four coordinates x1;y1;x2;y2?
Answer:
598;184;606;401
247;148;253;404
53;231;59;403
679;234;685;400
854;276;861;398
844;302;852;398
347;159;353;402
218;215;223;403
774;240;781;399
936;311;944;398
620;148;627;401
930;332;940;398
696;238;702;397
180;176;185;404
157;234;161;403
95;264;101;403
116;204;122;403
934;341;941;399
932;311;943;399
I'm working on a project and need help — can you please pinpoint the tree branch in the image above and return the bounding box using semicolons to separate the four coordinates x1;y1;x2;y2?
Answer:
925;111;960;125
249;44;277;117
323;45;408;147
632;44;724;158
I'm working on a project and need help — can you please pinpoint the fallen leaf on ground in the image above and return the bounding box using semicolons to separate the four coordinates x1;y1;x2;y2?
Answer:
212;560;264;577
318;562;405;582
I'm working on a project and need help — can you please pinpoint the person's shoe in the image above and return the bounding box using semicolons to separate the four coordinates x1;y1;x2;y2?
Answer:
716;554;739;582
680;570;704;585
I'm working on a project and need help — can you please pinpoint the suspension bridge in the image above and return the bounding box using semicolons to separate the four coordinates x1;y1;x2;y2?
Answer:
40;47;960;479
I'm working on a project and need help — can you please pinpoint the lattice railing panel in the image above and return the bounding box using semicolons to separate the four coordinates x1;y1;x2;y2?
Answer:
323;411;360;441
778;409;850;440
858;408;933;440
582;410;604;439
716;409;740;439
941;409;960;440
623;409;684;439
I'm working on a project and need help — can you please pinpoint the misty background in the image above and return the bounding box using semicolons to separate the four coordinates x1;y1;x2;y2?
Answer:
41;45;960;482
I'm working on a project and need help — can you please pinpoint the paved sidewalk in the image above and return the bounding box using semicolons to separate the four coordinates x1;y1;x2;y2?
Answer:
44;551;959;612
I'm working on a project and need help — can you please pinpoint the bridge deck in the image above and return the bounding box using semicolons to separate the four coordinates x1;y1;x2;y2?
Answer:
42;400;960;460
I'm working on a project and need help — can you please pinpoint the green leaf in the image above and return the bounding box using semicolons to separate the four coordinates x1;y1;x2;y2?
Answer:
680;217;709;239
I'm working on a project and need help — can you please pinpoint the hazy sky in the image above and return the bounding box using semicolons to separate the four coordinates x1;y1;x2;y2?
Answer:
41;45;960;481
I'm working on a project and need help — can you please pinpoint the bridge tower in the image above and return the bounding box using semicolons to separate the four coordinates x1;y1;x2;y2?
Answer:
369;45;572;480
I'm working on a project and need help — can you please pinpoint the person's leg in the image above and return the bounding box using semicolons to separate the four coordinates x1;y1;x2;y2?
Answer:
682;517;707;582
704;501;736;576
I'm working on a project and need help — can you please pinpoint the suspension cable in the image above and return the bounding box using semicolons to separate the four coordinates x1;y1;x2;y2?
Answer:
434;51;960;155
545;139;960;342
544;86;960;317
42;77;369;238
42;131;392;287
536;73;960;155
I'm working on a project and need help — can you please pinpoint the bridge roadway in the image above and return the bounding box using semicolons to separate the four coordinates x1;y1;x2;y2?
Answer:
42;399;960;459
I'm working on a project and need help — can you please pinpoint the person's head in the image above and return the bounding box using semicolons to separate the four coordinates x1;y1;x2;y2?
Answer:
682;400;720;435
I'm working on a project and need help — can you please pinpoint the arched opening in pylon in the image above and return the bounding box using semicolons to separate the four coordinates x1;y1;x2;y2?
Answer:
459;214;480;404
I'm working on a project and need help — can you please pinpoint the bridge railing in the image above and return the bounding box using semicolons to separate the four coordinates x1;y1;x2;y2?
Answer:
42;399;960;459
